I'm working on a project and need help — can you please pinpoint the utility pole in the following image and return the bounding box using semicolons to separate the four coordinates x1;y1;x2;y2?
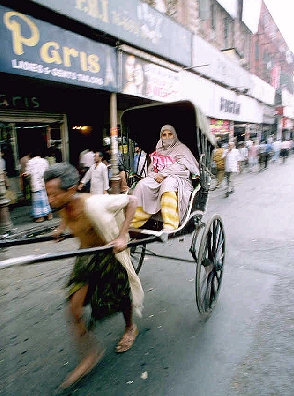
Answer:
109;93;121;194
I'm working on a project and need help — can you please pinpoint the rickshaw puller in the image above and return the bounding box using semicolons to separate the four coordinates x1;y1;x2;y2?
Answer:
44;163;143;391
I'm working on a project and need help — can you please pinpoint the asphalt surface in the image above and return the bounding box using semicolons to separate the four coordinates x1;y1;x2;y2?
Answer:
1;156;294;396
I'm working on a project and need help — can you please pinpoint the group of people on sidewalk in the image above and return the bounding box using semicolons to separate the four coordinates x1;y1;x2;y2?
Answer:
212;138;293;197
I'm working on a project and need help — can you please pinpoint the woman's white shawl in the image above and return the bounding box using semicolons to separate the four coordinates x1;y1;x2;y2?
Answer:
83;194;144;317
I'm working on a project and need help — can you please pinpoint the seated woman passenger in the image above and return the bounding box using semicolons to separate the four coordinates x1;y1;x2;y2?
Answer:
130;125;199;231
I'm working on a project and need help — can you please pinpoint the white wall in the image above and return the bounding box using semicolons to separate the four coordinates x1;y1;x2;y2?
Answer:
179;70;263;123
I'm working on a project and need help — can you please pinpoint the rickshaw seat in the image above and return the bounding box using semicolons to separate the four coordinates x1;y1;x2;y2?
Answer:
133;180;203;233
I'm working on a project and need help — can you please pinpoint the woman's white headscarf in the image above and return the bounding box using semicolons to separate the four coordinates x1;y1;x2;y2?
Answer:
153;124;199;176
156;125;181;153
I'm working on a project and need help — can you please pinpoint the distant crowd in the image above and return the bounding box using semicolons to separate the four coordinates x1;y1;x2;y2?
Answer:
212;137;293;197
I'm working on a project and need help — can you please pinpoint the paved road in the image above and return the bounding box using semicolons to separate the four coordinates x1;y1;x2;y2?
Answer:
1;156;294;396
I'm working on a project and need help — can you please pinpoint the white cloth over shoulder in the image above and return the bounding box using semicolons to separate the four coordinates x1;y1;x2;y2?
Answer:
83;194;144;317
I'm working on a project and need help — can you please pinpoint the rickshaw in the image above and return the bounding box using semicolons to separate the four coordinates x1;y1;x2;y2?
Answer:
0;100;225;316
121;100;225;314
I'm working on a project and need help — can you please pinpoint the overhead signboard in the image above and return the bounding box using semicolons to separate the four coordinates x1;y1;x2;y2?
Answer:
0;5;118;91
29;0;192;67
120;52;180;102
192;35;252;91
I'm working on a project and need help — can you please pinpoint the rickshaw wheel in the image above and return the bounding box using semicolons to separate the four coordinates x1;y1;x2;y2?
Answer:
130;243;146;274
195;214;225;315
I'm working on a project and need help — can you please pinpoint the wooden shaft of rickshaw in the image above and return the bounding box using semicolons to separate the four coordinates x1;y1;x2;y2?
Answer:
109;93;121;194
0;235;158;269
0;233;74;247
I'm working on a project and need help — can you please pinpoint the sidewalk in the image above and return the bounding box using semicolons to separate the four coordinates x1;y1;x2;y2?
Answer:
5;202;60;236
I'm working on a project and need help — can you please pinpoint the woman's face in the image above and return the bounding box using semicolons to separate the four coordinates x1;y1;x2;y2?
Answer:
161;129;174;140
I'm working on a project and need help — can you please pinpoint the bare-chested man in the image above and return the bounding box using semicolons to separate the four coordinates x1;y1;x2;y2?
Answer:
44;163;142;391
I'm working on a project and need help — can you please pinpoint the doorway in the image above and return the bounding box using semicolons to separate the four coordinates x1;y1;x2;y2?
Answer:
0;110;67;202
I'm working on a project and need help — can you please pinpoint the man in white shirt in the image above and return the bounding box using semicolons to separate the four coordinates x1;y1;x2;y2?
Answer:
238;143;248;173
79;149;95;169
222;141;241;197
78;151;109;194
272;139;281;162
25;149;53;222
78;149;95;192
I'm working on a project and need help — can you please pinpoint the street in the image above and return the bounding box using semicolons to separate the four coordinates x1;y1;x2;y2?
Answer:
1;156;294;396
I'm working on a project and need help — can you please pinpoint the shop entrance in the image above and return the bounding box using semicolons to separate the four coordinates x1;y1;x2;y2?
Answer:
0;110;67;201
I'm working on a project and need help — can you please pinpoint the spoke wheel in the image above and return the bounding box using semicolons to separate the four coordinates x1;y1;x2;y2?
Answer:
130;243;146;274
195;215;225;315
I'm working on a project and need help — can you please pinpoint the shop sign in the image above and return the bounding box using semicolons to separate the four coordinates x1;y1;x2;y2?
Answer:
0;94;40;109
192;35;252;91
220;98;241;115
0;5;117;91
30;0;192;67
210;119;230;134
251;75;275;105
120;53;180;102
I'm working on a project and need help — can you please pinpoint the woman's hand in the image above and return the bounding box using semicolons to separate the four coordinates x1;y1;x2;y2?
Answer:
154;174;164;183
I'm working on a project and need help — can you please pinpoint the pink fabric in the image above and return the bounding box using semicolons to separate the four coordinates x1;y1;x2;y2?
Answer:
150;151;176;173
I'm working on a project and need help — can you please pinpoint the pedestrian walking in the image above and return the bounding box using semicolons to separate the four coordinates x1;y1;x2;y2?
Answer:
212;141;225;188
265;141;273;168
78;151;109;194
248;141;259;172
79;148;95;191
25;148;52;222
280;139;290;163
222;141;240;198
272;139;281;162
44;163;143;391
258;141;267;171
238;142;248;173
